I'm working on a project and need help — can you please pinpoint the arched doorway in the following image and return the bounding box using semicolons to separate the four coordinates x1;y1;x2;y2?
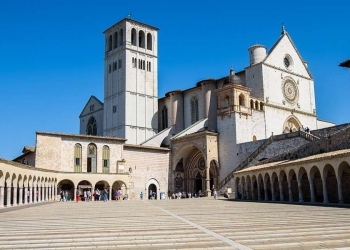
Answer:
77;180;92;201
57;179;75;201
94;180;109;201
146;179;160;200
288;169;298;202
112;181;127;200
338;161;350;203
283;115;302;133
310;165;323;202
323;164;338;203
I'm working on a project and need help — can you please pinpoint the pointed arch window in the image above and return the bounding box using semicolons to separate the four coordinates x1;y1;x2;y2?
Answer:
87;144;97;173
102;145;110;174
191;95;199;124
161;106;168;130
87;116;97;135
147;33;152;50
74;144;82;172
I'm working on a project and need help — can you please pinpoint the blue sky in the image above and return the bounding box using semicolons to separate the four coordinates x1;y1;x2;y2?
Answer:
0;0;349;160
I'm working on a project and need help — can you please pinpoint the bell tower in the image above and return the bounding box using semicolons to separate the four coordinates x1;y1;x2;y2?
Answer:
103;17;159;144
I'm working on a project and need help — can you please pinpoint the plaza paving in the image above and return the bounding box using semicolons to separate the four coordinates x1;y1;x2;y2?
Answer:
0;199;350;249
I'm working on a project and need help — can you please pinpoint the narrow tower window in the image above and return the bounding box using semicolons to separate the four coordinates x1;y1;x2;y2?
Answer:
139;30;145;48
147;33;152;50
191;95;199;124
131;28;136;46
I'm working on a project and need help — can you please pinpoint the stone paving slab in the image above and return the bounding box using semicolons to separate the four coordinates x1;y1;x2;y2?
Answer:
1;199;350;249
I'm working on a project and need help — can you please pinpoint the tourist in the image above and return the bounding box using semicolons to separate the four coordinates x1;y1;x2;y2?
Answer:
87;190;91;201
76;189;79;202
149;189;152;199
168;190;171;199
64;191;68;202
103;188;108;202
95;189;100;201
140;191;143;200
60;190;63;202
119;189;123;201
83;190;87;201
115;189;119;201
213;189;217;199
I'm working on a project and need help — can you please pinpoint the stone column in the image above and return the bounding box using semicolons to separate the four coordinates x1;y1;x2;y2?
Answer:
29;186;32;204
45;186;48;201
257;181;261;201
19;187;23;205
322;178;329;203
263;181;268;201
54;185;57;201
0;186;4;207
109;187;112;201
33;186;39;203
7;187;11;207
49;186;52;201
74;188;77;202
271;182;276;201
240;184;244;200
279;181;284;201
24;187;28;204
13;187;18;206
38;186;42;202
309;178;315;202
337;177;344;204
205;165;211;197
288;180;293;202
91;188;95;201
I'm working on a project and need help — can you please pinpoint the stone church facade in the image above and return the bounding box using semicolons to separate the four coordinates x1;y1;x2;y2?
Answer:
1;17;349;208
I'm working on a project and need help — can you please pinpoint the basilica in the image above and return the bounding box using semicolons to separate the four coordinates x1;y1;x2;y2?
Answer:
1;17;349;207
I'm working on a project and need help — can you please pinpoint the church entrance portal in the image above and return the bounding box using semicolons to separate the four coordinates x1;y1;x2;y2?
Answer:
148;184;157;199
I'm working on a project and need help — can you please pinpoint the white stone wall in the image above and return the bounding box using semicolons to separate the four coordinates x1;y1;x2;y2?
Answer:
264;106;317;136
103;19;158;144
123;145;170;199
317;119;335;129
183;88;203;128
35;133;124;173
245;64;264;99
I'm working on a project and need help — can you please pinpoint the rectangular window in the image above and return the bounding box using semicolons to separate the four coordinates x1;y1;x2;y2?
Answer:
118;59;122;69
103;159;108;168
108;64;111;73
75;158;80;166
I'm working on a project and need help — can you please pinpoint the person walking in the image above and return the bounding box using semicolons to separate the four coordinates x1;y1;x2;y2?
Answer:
64;191;68;202
140;191;143;200
95;189;100;201
83;190;87;201
59;190;64;202
87;190;91;201
76;189;80;202
103;188;108;202
213;189;217;200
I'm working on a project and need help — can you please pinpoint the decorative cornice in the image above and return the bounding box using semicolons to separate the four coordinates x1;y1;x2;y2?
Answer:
263;63;313;80
36;131;127;142
264;103;316;117
171;130;218;144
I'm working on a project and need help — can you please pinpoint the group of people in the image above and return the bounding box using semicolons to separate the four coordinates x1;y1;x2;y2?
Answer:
59;190;69;202
74;188;109;202
114;189;124;201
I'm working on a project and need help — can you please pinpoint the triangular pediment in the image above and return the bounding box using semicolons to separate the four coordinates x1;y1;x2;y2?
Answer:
79;95;104;118
263;33;312;79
